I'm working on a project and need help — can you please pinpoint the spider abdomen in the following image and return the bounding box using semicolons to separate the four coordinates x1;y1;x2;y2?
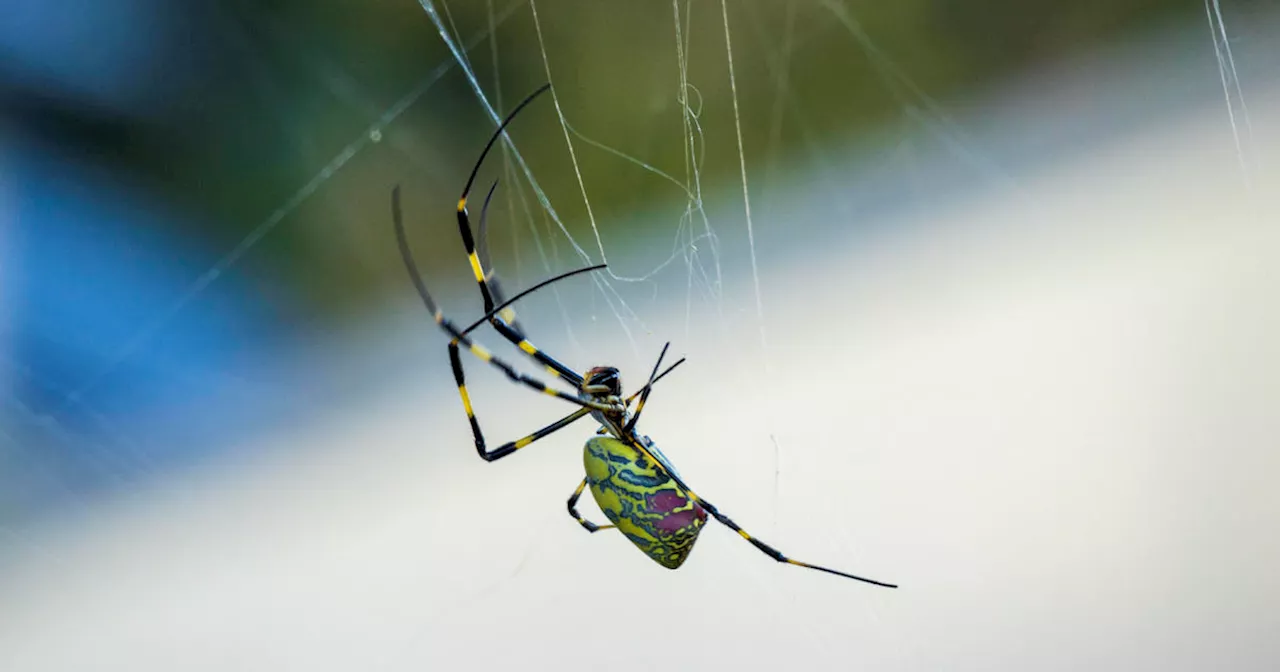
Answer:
583;436;708;569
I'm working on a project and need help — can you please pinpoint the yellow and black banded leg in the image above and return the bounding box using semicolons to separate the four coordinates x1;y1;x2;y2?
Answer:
448;342;596;462
457;194;584;385
451;82;585;387
567;478;614;533
624;342;670;434
682;491;898;589
395;185;615;414
441;326;613;412
474;180;525;337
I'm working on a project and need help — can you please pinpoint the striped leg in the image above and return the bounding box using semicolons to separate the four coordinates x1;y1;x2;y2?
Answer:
449;347;593;462
451;82;585;386
474;180;526;337
567;477;615;533
624;342;669;434
394;186;618;419
444;326;614;411
680;490;898;589
457;191;584;385
448;344;687;463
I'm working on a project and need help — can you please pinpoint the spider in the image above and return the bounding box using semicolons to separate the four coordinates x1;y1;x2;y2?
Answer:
392;83;896;588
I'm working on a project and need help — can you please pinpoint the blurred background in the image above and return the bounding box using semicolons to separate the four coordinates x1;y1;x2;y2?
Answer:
1;1;1278;669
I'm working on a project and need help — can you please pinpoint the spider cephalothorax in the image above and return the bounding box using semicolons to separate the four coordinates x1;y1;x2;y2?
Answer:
582;366;621;397
581;366;625;430
391;82;897;589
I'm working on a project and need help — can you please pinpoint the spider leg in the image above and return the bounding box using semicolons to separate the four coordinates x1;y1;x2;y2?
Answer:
450;357;592;461
453;83;585;386
447;334;686;461
566;477;615;533
474;179;525;337
458;182;584;385
393;186;618;417
624;342;670;434
680;490;898;589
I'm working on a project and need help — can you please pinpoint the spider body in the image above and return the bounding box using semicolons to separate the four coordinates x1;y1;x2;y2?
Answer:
584;434;708;570
571;365;706;569
391;83;897;589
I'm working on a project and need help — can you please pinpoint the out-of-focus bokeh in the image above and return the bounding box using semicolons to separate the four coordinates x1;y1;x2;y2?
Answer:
2;1;1277;670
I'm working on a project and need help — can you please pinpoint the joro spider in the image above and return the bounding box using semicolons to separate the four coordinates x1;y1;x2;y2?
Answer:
392;83;896;588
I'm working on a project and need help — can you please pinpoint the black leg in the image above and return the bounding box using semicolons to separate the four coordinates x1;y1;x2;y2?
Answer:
448;342;593;462
682;490;898;589
567;477;614;532
624;342;670;434
456;189;584;385
474;179;527;338
450;84;587;386
395;186;618;416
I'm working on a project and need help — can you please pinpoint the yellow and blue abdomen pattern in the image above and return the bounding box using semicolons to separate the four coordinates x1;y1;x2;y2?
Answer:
584;436;708;569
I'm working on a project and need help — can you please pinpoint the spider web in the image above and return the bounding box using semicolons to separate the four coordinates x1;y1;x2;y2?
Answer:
1;0;1264;582
0;0;1263;568
2;1;1276;669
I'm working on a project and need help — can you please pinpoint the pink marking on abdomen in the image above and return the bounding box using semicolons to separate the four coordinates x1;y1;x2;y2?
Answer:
650;493;708;535
649;490;687;514
654;508;701;533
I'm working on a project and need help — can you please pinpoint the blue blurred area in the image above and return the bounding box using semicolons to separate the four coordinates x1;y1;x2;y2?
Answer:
9;137;259;414
1;128;294;520
0;0;178;118
0;1;299;523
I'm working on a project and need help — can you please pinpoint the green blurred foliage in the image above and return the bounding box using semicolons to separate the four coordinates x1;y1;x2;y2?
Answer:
111;0;1201;325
